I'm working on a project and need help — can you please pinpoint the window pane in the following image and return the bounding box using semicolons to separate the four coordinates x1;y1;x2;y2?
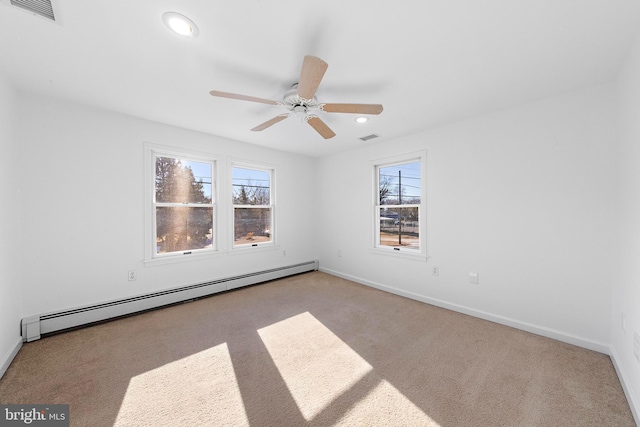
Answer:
379;161;421;205
156;156;212;204
234;207;272;245
156;206;213;254
232;167;270;205
379;206;419;250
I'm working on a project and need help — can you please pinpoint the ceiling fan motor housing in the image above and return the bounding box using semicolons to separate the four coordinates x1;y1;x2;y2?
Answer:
284;84;318;107
283;84;320;122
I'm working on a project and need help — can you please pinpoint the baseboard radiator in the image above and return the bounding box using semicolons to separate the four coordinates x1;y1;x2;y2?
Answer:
21;260;319;342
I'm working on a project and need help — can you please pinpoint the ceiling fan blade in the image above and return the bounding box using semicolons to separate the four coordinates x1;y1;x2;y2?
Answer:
322;103;384;115
307;116;336;139
251;115;288;131
297;55;328;100
210;90;279;106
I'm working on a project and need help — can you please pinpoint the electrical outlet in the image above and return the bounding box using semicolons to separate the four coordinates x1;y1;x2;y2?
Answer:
469;272;479;284
128;270;137;281
634;331;640;363
432;266;439;276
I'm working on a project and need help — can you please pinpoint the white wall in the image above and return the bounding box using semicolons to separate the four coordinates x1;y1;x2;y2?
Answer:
14;93;318;317
318;84;617;351
612;32;640;418
0;74;23;376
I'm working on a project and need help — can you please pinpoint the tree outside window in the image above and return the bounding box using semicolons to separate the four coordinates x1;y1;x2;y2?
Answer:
154;156;214;255
232;165;273;247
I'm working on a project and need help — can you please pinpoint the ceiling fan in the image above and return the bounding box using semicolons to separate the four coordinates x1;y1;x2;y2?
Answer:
209;55;383;139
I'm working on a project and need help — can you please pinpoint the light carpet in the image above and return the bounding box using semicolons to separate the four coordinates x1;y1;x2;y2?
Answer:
0;272;635;426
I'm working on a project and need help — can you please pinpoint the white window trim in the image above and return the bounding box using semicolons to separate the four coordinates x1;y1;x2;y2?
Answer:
229;159;278;251
371;150;428;261
143;143;223;266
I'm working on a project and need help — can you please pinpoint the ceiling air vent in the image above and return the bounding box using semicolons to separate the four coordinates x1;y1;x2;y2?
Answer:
10;0;55;20
359;134;380;142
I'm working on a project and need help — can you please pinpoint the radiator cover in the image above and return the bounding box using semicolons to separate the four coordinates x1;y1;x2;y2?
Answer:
21;260;318;341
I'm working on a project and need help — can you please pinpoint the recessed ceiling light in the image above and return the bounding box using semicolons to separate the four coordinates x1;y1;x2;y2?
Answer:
162;12;199;38
355;117;369;123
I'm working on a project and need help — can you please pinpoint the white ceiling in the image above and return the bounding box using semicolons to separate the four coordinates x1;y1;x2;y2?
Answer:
1;1;639;157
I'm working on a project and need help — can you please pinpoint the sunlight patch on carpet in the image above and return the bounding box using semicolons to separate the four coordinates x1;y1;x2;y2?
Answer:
114;343;249;426
258;311;439;425
335;378;441;426
258;312;372;420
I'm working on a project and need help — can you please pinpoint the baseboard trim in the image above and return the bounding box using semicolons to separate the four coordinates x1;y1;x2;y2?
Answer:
320;267;610;354
610;347;640;426
0;337;22;379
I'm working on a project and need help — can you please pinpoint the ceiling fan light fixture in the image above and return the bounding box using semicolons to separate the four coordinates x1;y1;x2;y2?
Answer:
293;105;308;122
162;12;199;38
355;116;369;123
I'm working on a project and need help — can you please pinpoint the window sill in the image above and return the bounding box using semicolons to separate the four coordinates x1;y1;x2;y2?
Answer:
144;243;281;266
144;250;227;267
228;243;280;256
369;247;429;262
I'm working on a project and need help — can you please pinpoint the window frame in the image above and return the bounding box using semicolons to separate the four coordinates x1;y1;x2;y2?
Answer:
144;143;220;265
230;160;276;251
372;151;428;261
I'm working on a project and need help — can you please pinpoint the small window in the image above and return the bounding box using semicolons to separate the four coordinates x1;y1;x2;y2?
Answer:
153;154;215;257
232;164;274;248
374;152;426;258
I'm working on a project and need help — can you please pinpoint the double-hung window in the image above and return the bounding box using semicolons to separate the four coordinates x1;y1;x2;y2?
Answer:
374;152;426;259
232;164;274;248
152;151;215;258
